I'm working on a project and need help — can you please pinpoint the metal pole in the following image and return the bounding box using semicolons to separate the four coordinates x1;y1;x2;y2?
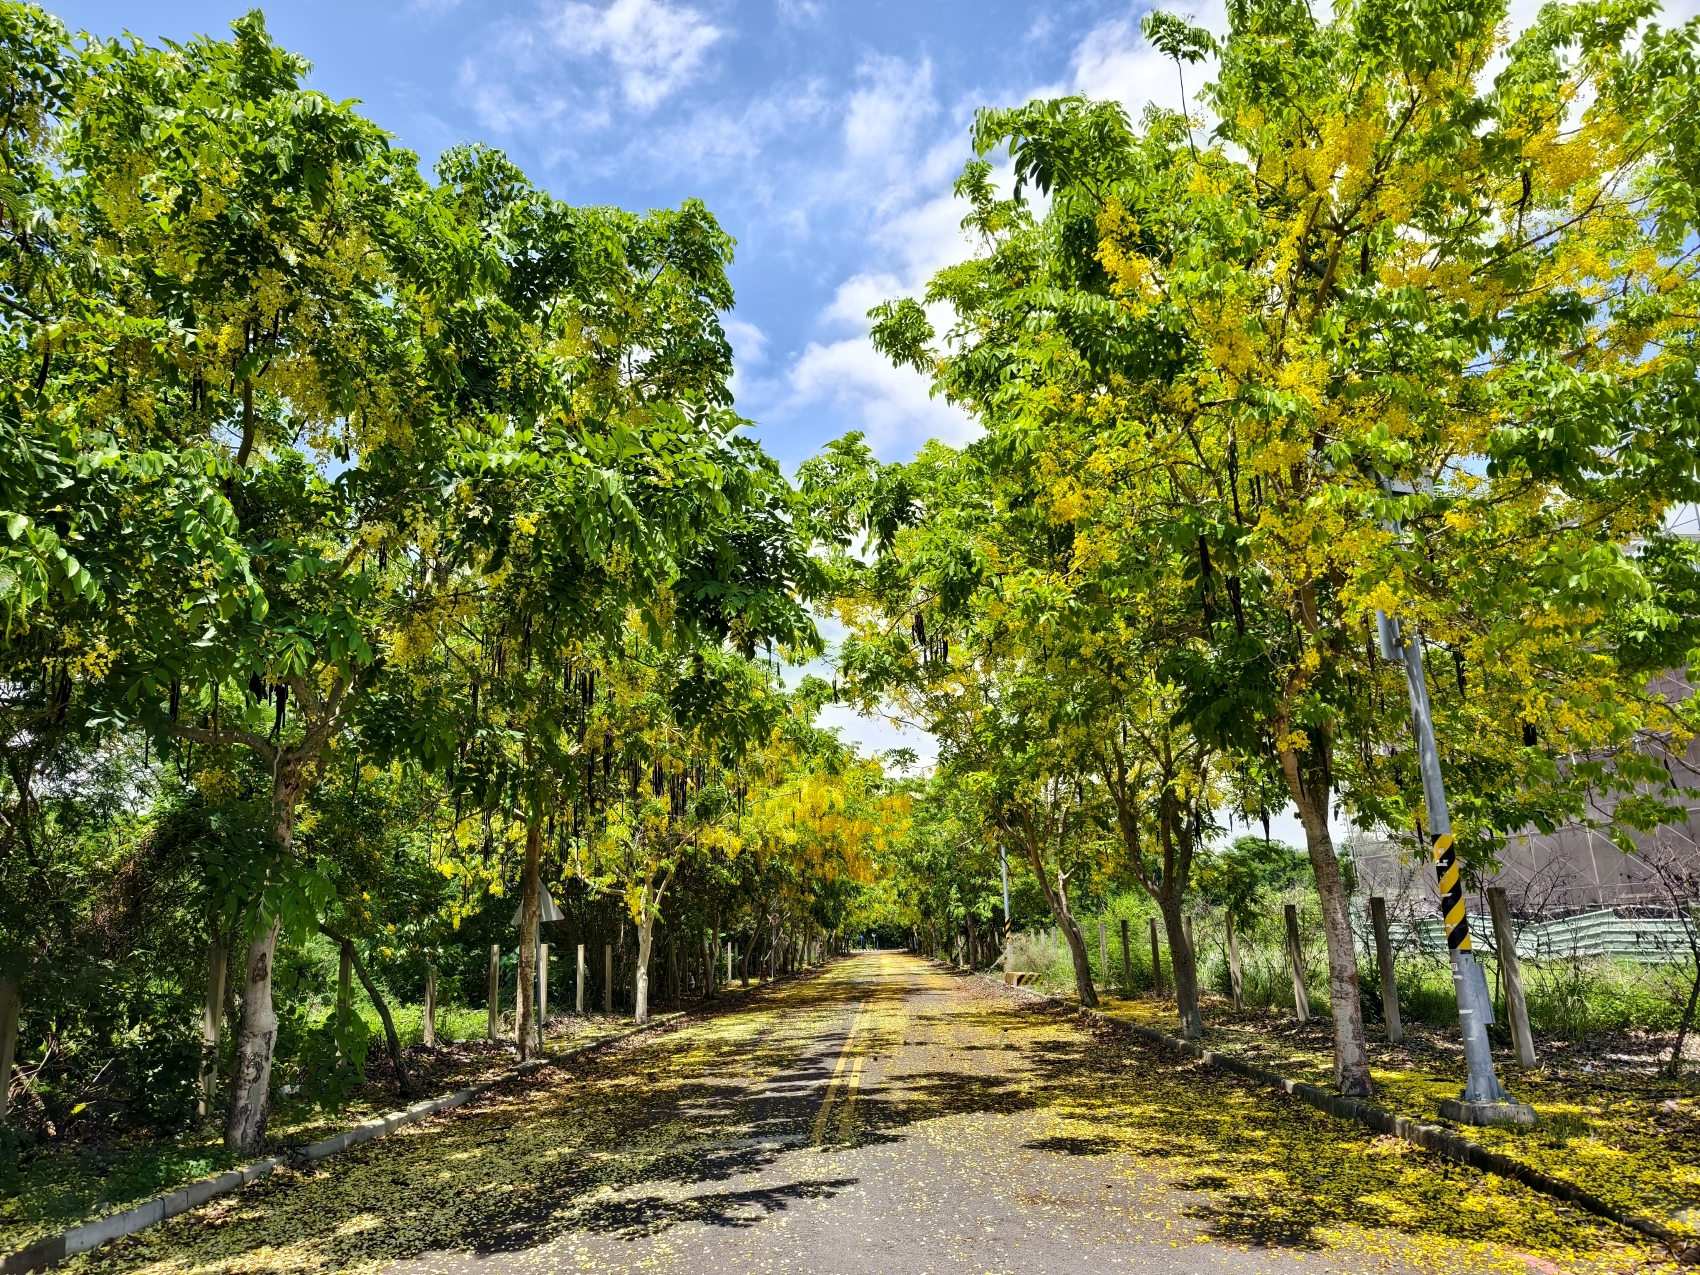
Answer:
1378;606;1532;1124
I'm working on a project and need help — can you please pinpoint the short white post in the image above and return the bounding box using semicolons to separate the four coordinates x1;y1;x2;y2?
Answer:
199;939;226;1116
576;943;585;1014
423;962;437;1046
538;944;548;1029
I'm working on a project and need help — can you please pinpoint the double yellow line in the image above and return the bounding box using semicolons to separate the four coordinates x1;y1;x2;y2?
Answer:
810;1001;869;1146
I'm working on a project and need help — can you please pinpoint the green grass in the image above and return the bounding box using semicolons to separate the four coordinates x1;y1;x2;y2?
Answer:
1003;894;1694;1043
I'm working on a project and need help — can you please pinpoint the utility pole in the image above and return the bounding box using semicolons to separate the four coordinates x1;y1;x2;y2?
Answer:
1376;482;1534;1126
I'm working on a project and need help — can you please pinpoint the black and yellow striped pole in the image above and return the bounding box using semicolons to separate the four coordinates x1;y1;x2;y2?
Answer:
1380;604;1533;1125
1431;829;1470;953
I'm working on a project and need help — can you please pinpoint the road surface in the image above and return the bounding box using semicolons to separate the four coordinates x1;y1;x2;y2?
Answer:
78;953;1654;1274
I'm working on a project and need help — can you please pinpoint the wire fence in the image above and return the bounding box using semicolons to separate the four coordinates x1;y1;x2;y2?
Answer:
1384;910;1692;962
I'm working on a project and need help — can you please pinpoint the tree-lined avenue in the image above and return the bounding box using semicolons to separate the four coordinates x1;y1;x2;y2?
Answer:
73;955;1660;1275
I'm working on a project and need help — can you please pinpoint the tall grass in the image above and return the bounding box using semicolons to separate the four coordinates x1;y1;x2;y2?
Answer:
1000;890;1691;1040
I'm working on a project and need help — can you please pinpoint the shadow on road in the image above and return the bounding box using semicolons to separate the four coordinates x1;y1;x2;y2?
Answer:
76;956;1652;1273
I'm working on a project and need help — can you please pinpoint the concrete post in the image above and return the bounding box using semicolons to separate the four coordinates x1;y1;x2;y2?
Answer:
538;944;548;1030
423;963;437;1047
199;939;227;1117
604;944;613;1014
1120;919;1132;992
1486;887;1536;1069
487;945;500;1040
1369;897;1402;1044
1225;913;1245;1012
1284;904;1311;1022
576;943;585;1014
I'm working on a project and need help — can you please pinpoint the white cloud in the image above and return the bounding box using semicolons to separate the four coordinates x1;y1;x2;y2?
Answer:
844;55;937;169
461;0;724;133
725;317;770;405
818;271;905;331
1067;6;1225;119
628;79;834;181
787;325;977;458
757;57;994;462
724;317;769;366
548;0;724;109
816;702;938;774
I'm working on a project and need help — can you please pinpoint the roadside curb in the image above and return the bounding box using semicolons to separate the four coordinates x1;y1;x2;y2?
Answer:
974;973;1694;1262
0;1012;686;1274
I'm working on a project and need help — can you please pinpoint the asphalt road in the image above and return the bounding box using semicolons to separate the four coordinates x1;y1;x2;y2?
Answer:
79;953;1652;1275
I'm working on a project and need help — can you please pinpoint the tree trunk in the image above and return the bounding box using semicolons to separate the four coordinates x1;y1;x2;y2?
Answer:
224;917;282;1153
0;974;19;1125
1667;913;1700;1078
224;773;305;1154
342;938;415;1099
1015;824;1098;1007
516;823;541;1060
1283;764;1372;1096
1158;892;1203;1038
635;912;655;1024
1670;965;1699;1079
337;942;353;1033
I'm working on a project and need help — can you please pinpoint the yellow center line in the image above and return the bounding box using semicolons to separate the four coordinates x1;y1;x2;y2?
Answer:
809;1002;865;1146
836;1052;866;1138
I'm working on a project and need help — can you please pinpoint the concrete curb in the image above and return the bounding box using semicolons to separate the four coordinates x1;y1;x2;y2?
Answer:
970;972;1691;1262
0;1013;686;1274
